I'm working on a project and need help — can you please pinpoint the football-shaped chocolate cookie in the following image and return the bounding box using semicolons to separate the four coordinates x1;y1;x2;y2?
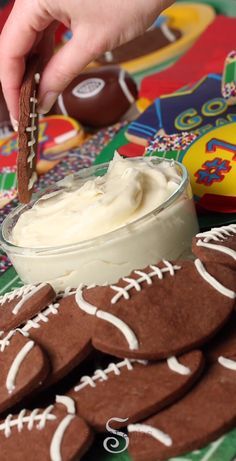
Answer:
0;283;56;333
127;317;236;461
192;224;236;270
20;294;94;387
69;351;204;432
52;66;138;127
0;396;93;461
18;55;40;203
75;260;236;360
205;311;236;365
97;26;181;65
0;331;49;413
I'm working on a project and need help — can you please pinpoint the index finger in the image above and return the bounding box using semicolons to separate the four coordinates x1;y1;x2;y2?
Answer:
0;0;50;120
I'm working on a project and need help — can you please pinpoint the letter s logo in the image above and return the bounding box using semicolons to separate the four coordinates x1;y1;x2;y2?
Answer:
103;417;129;454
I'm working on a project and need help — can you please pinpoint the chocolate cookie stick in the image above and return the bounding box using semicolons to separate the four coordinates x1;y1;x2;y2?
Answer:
18;55;40;203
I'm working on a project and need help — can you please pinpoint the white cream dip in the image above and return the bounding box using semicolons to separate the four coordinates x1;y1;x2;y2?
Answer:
5;155;198;289
12;154;179;248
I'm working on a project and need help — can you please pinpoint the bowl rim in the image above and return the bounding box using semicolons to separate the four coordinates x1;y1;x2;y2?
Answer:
0;156;189;255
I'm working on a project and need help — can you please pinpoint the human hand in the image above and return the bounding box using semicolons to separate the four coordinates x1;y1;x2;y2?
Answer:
0;0;173;124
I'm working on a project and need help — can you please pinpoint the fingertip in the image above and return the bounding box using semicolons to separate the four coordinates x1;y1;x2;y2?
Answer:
37;34;95;110
2;86;20;122
37;90;58;114
9;113;19;132
0;56;25;122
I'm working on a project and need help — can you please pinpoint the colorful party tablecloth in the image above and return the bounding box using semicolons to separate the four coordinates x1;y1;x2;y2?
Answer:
0;1;236;461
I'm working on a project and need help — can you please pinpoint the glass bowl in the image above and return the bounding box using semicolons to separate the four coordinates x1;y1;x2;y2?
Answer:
0;157;199;290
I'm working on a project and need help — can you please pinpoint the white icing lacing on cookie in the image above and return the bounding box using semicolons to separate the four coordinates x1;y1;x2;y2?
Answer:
0;405;56;437
96;310;139;350
22;303;60;334
128;424;172;447
196;225;236;260
0;302;60;352
27;84;38;167
6;340;35;393
196;240;236;260
34;73;40;84
55;396;76;415
167;357;191;375
61;287;77;298
104;50;114;62
74;358;147;392
196;225;236;242
0;283;46;314
0;282;46;305
28;171;38;191
218;356;236;371
0;329;26;352
194;259;236;299
26;125;37;133
110;261;181;304
50;414;75;461
160;22;176;43
0;396;76;461
75;289;139;350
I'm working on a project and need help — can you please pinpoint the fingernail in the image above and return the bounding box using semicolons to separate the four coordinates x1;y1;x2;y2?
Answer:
38;91;58;114
9;113;19;132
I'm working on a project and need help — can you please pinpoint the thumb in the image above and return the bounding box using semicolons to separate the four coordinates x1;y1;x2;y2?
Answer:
38;31;103;114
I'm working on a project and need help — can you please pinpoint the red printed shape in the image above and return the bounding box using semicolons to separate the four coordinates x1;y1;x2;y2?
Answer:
141;17;236;100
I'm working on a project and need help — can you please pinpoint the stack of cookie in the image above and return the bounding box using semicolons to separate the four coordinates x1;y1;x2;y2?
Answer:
0;224;235;461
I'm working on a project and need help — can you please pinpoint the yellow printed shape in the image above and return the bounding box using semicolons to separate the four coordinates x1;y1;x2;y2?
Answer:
183;123;236;199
